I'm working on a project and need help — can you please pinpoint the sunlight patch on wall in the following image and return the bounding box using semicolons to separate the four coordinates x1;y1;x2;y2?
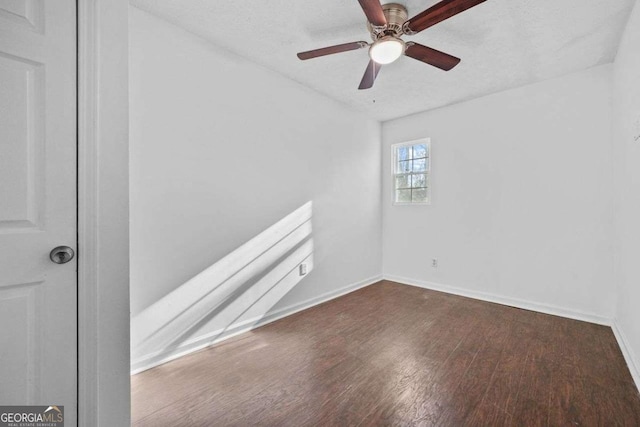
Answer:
131;202;314;363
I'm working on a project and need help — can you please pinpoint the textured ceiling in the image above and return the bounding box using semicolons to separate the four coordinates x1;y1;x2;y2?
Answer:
130;0;634;121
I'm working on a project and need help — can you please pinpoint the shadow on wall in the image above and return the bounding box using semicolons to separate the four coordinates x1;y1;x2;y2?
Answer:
131;202;314;368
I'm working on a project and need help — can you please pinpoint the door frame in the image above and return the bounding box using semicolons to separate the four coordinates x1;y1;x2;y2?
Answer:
77;0;130;425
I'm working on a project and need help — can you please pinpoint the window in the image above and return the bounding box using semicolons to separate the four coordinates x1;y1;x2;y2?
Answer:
392;139;431;205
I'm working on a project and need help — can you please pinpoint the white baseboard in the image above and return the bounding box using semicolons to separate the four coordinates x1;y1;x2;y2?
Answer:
611;320;640;393
132;272;640;393
383;274;611;326
386;275;640;392
131;274;383;374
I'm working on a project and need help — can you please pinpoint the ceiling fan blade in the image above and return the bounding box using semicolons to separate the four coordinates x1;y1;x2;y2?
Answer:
405;43;461;71
297;41;368;60
357;0;387;27
358;60;382;90
403;0;487;34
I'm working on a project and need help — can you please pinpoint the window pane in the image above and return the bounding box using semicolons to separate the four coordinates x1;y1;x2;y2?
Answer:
397;160;411;173
412;174;427;188
395;175;411;189
393;142;431;205
397;146;410;161
413;144;427;158
412;188;428;203
412;158;427;172
396;189;411;203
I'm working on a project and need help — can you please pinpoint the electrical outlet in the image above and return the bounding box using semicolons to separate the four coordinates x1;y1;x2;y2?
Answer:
432;258;438;268
299;263;307;276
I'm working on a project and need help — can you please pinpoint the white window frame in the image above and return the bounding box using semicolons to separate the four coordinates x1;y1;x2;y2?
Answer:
392;138;432;206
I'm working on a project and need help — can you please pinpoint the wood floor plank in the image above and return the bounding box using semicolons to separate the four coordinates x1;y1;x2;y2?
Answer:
464;322;528;427
434;314;512;426
132;281;640;426
508;339;554;426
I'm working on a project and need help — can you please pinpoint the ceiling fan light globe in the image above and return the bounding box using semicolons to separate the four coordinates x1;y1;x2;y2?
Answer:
369;36;405;65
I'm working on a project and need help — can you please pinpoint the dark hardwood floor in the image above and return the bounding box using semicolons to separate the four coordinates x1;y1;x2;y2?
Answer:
132;280;640;426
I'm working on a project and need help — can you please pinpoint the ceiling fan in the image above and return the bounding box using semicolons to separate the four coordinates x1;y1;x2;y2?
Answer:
297;0;487;89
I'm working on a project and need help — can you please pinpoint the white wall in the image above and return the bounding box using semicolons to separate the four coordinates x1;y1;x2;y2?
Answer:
382;65;614;321
129;7;381;371
613;0;640;386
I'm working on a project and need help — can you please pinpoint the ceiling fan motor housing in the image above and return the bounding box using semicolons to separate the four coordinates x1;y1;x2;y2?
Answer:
368;3;408;39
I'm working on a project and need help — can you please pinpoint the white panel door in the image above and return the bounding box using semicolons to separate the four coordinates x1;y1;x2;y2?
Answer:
0;0;77;424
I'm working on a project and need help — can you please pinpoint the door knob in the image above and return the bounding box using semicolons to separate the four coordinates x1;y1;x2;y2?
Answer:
50;246;75;264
